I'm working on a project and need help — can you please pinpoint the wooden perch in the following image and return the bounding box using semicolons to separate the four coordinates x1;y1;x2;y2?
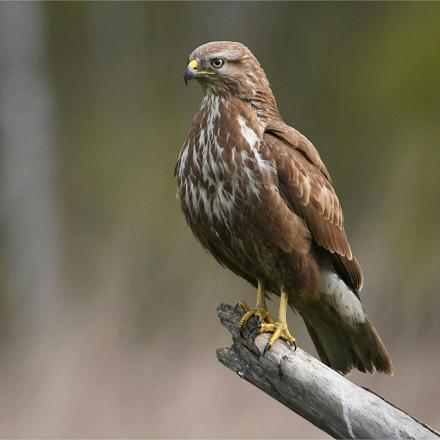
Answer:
216;303;440;440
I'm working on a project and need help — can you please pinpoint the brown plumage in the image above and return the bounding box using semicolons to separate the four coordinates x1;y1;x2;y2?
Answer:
175;41;393;375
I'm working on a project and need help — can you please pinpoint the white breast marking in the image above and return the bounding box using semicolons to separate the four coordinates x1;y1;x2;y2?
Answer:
237;115;259;149
177;143;189;177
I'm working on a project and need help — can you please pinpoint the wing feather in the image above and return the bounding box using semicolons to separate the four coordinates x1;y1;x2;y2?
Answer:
263;129;363;292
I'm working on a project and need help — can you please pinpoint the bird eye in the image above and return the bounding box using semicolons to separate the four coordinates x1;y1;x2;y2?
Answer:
211;58;224;68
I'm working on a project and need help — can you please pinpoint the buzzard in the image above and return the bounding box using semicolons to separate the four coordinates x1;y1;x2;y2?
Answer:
175;41;393;375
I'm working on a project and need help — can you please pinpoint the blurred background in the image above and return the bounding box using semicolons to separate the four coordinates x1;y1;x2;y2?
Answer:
0;2;439;438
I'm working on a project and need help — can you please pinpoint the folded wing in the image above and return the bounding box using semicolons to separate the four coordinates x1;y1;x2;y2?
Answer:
263;124;363;293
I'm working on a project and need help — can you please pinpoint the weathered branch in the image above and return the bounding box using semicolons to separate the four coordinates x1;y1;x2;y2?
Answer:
217;303;439;440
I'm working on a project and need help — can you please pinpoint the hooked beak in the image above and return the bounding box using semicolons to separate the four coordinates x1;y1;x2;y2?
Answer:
184;59;198;85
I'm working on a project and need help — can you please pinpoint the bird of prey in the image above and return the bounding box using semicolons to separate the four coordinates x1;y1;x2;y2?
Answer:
175;41;393;375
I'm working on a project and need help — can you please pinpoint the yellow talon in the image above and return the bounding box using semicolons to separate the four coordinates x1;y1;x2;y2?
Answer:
239;286;296;352
238;300;251;314
239;309;254;327
260;322;296;347
238;280;274;331
239;307;274;328
260;291;297;354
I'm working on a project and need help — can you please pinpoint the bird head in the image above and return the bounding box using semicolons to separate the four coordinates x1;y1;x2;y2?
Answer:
184;41;272;100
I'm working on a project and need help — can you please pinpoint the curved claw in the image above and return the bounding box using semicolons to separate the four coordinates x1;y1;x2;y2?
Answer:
238;301;274;340
241;319;266;339
249;324;261;337
263;343;270;357
240;321;259;338
239;310;256;328
258;321;296;355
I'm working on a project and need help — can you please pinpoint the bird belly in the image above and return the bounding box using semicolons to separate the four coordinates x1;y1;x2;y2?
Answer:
180;172;259;280
180;170;318;295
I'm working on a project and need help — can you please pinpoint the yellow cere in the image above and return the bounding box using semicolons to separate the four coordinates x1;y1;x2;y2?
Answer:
188;60;198;70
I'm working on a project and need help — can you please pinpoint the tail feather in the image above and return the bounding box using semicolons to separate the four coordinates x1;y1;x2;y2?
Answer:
302;308;393;375
298;269;393;375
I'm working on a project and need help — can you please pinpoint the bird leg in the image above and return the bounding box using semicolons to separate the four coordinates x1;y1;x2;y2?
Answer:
239;279;274;330
259;291;296;354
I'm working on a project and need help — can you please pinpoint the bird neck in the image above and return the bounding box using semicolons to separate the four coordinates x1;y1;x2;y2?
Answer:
204;86;281;130
248;90;281;128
